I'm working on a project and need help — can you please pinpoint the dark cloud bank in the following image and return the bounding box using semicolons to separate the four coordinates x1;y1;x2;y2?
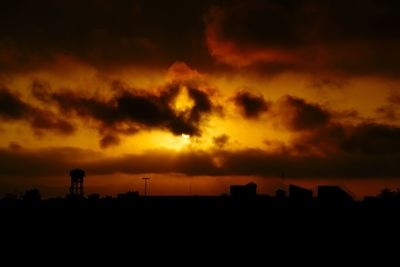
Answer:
32;80;214;141
206;0;400;75
2;83;400;180
0;0;213;71
1;140;400;179
0;87;400;178
1;0;400;180
1;0;399;75
233;91;269;119
2;88;400;178
0;87;74;135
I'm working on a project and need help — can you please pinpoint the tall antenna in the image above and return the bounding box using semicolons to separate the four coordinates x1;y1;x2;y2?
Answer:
189;176;192;195
142;177;150;196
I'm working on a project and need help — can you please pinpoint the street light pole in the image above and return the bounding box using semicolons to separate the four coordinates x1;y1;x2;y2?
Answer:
142;177;150;196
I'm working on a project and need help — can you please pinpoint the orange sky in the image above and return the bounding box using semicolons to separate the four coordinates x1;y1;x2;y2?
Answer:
1;0;400;198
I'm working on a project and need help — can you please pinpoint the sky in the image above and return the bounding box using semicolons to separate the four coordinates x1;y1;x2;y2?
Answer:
1;0;400;198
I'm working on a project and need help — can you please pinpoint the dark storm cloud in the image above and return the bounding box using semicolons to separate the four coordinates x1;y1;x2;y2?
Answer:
280;96;330;131
187;86;213;120
29;109;75;136
309;77;345;90
2;142;400;179
0;87;74;135
233;93;331;131
0;89;30;120
3;115;400;179
33;81;216;146
293;122;400;155
206;0;400;75
376;105;397;121
341;123;400;154
8;142;22;151
376;92;400;121
87;120;400;176
2;0;398;75
213;134;229;148
100;134;121;149
0;147;99;177
0;0;216;71
233;91;269;119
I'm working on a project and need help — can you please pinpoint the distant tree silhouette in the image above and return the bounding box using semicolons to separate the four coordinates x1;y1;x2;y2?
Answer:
376;188;400;202
378;188;395;199
22;188;41;202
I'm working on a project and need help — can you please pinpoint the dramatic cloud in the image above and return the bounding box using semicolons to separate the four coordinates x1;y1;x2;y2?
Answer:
0;87;75;135
1;0;400;197
340;123;400;155
213;134;229;148
234;93;330;131
278;96;330;131
100;134;121;149
2;144;400;179
0;0;213;72
0;88;33;120
8;142;21;151
292;122;400;156
32;81;216;146
233;91;269;119
0;147;100;177
205;3;298;67
205;0;400;75
2;0;399;76
376;92;400;121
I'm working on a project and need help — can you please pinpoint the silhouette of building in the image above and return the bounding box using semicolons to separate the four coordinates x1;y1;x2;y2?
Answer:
276;189;286;198
125;191;139;200
317;186;353;204
117;191;139;201
88;193;100;202
230;182;257;198
289;184;313;201
22;188;41;202
69;168;85;198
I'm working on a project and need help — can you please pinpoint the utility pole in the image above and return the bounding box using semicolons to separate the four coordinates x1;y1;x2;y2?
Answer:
142;177;150;196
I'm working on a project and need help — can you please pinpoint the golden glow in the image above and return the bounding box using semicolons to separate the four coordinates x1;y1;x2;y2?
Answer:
3;65;398;156
173;85;195;113
1;62;399;198
181;134;190;140
156;132;191;150
121;131;193;152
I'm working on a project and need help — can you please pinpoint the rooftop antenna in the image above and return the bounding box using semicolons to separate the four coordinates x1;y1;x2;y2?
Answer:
189;176;193;196
142;177;150;196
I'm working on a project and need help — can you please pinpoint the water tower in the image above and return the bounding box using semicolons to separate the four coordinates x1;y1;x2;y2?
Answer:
69;168;85;197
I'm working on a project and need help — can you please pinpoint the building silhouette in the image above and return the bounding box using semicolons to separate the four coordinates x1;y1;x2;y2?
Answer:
88;193;100;202
230;182;257;198
69;168;85;198
289;184;313;201
317;186;354;204
275;189;286;198
22;188;41;202
117;191;139;201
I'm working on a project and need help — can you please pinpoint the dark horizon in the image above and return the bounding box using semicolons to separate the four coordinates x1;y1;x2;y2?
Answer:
1;169;397;201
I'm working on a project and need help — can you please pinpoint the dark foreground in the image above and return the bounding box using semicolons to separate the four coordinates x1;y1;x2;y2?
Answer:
1;196;399;262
